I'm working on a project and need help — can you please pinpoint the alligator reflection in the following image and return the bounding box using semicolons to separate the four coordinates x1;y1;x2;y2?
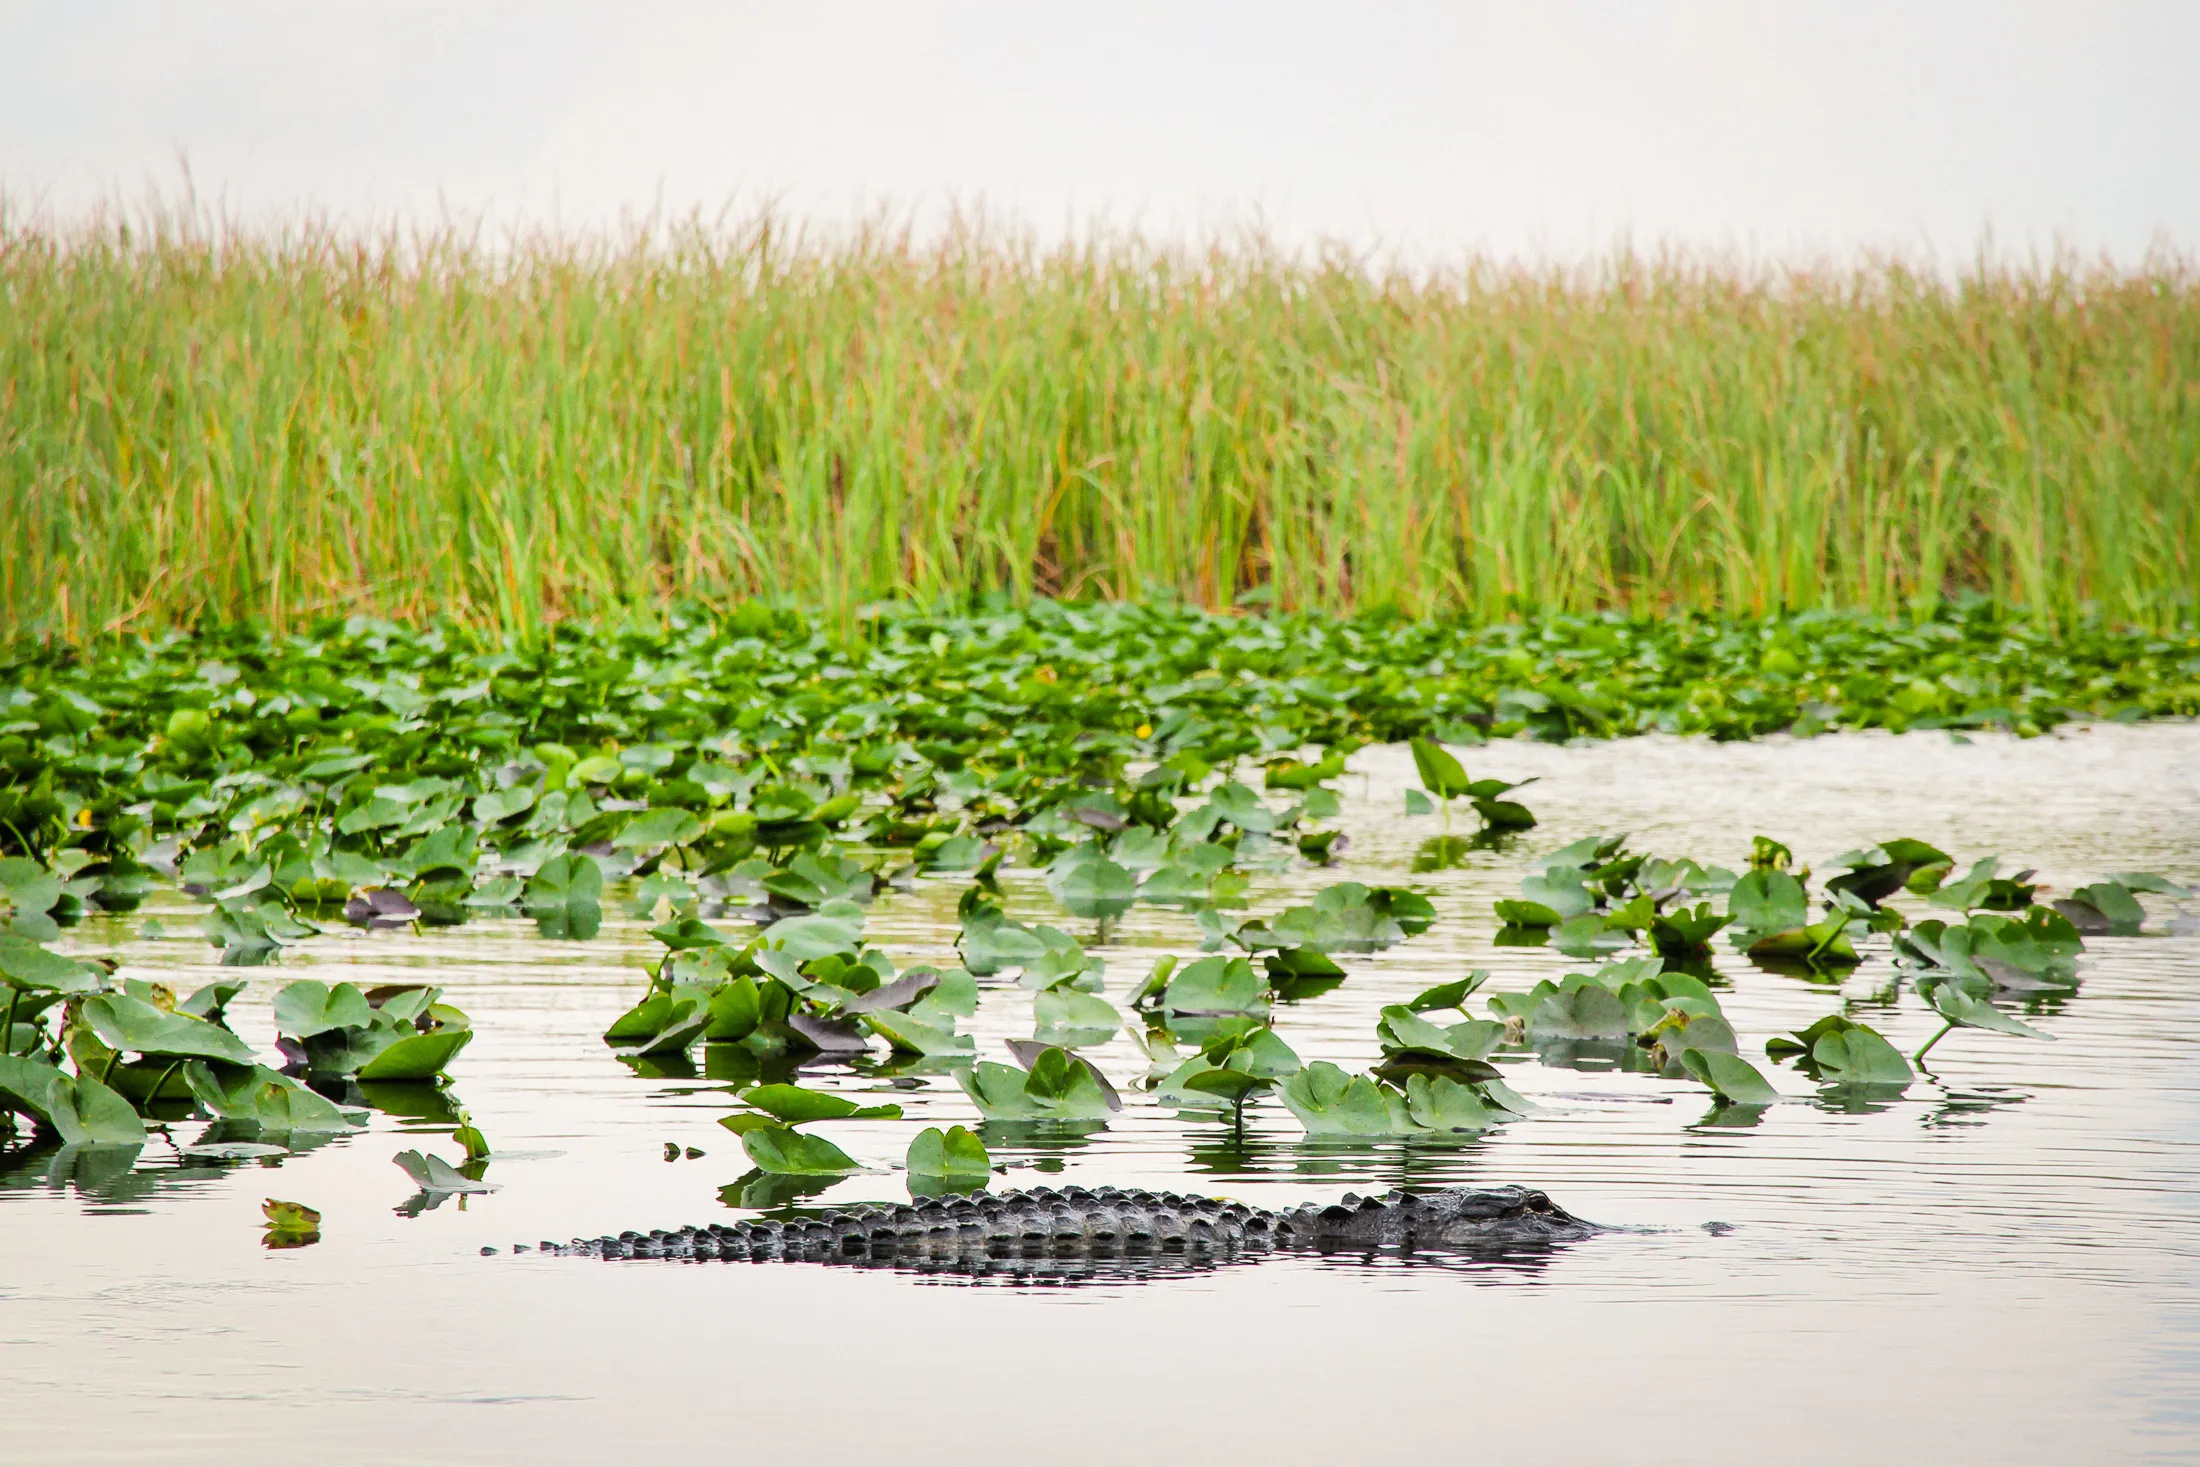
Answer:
837;1245;1572;1288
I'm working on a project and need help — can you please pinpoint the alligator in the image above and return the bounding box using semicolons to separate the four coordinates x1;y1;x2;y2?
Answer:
517;1183;1602;1282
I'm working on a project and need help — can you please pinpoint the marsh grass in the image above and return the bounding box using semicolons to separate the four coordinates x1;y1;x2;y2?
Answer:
4;209;2195;639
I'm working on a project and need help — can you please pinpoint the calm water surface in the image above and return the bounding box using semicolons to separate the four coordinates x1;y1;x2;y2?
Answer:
7;726;2198;1465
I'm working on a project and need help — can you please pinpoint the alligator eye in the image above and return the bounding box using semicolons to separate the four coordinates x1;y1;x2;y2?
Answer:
1523;1191;1551;1211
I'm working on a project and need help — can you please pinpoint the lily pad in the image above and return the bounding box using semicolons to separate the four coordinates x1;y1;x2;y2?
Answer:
184;1062;364;1133
1033;988;1123;1044
1727;869;1808;937
958;1047;1116;1121
356;1027;472;1081
393;1149;500;1193
1279;1061;1412;1136
1402;1073;1497;1132
0;1056;147;1144
613;808;704;850
738;1083;903;1125
1527;980;1631;1042
1406;972;1490;1012
0;937;102;994
859;1008;974;1057
1931;986;2053;1040
523;853;603;939
261;1197;322;1248
1811;1025;1914;1086
273;980;375;1040
740;1126;861;1176
1681;1049;1781;1106
1160;956;1269;1016
1052;855;1137;920
81;993;257;1064
905;1124;991;1188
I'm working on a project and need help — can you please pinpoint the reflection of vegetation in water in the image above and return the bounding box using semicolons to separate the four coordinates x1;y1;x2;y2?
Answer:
0;1135;224;1207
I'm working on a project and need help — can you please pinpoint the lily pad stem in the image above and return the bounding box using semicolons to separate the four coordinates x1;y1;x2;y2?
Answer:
1807;910;1851;963
148;1058;184;1110
2;987;18;1055
1912;1020;1955;1064
101;1049;123;1086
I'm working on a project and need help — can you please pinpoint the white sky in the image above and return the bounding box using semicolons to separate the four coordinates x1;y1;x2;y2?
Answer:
2;0;2196;263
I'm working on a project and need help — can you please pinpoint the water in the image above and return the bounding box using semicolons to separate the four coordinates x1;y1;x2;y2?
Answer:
7;725;2197;1465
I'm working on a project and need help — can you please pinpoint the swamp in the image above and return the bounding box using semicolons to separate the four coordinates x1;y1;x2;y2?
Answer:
3;225;2198;1465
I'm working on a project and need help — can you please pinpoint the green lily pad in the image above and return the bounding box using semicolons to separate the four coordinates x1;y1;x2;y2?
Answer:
523;853;603;939
0;1055;145;1146
1279;1061;1412;1136
80;993;257;1064
1402;1072;1497;1132
1405;972;1490;1012
1681;1049;1781;1106
356;1027;472;1081
740;1126;861;1176
1520;872;1596;919
48;1071;148;1146
859;1008;974;1057
763;913;865;962
1648;902;1731;957
273;980;375;1040
1052;855;1137;919
1527;980;1631;1041
0;937;102;994
1811;1025;1914;1085
1033;988;1122;1043
957;1047;1115;1121
906;1124;991;1187
1409;738;1472;800
1493;899;1563;928
1161;956;1269;1016
738;1083;903;1125
183;1062;363;1132
1932;986;2053;1039
1727;869;1807;936
613;808;704;850
394;1149;499;1192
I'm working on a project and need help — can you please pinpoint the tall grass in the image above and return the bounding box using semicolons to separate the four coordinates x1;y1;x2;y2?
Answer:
4;208;2196;640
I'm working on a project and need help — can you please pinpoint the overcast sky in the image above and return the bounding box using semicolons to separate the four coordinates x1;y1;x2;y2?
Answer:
2;0;2195;263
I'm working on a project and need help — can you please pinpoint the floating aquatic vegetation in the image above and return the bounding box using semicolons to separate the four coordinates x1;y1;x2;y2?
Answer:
717;1083;904;1176
3;600;2192;1241
2049;872;2192;936
905;1125;992;1196
393;1149;498;1194
1153;1022;1303;1127
1680;1050;1782;1107
1278;1060;1527;1139
1406;739;1538;831
1764;1016;1914;1089
959;1043;1120;1123
0;1055;145;1145
261;1198;321;1249
273;981;473;1082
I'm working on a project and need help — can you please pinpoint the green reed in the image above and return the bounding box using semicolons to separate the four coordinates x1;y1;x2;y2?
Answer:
4;208;2195;640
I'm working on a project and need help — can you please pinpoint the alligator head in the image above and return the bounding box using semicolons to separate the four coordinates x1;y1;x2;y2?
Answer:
1285;1184;1602;1250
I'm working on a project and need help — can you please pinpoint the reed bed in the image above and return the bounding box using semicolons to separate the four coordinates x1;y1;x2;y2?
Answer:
3;210;2195;639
